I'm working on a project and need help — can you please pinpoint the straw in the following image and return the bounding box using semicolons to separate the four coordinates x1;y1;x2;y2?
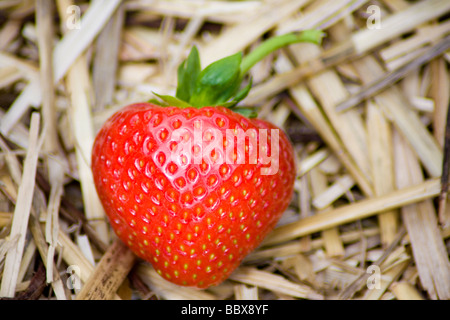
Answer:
1;0;449;301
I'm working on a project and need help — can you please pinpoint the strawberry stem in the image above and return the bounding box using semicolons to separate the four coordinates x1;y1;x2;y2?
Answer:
240;30;325;75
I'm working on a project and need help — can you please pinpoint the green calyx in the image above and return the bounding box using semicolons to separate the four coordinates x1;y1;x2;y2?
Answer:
151;29;324;117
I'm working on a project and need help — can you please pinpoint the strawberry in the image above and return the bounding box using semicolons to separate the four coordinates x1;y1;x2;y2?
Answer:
91;31;323;288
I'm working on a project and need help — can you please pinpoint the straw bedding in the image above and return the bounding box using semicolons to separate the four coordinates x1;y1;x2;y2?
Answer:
0;0;449;300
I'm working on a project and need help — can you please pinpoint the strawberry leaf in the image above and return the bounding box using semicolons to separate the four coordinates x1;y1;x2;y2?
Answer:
233;107;258;118
232;76;253;103
152;92;192;109
176;46;201;102
148;98;168;106
151;30;325;118
189;52;243;107
220;77;253;109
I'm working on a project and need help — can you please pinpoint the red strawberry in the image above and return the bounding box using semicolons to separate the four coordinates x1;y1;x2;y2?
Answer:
92;103;295;288
91;31;323;288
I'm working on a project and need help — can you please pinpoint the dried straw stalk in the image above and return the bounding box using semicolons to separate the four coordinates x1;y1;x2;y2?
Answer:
76;239;136;300
0;113;40;297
